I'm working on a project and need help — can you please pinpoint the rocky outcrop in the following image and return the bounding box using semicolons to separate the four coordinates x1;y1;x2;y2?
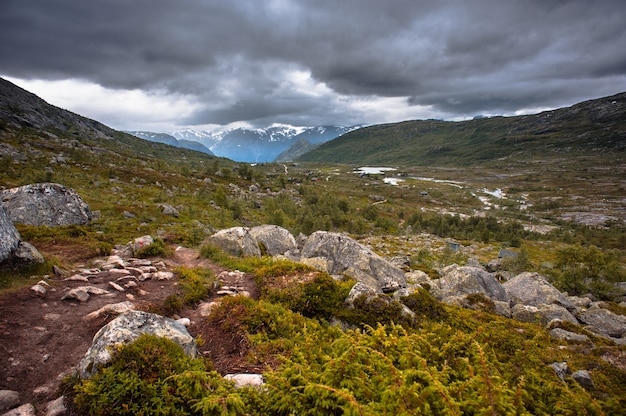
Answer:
204;227;261;257
1;183;92;226
76;310;196;379
578;307;626;338
0;201;44;267
432;264;509;303
249;225;297;256
0;202;21;264
502;272;575;310
300;231;406;292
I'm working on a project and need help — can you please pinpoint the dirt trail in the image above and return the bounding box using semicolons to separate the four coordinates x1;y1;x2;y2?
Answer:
0;245;259;412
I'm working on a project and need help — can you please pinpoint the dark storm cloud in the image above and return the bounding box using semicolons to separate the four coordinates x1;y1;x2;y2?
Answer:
1;0;625;127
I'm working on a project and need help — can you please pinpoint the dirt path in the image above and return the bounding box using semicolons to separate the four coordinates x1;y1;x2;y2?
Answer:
0;245;260;413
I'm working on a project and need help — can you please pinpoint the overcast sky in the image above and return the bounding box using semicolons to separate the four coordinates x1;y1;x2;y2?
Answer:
2;0;625;132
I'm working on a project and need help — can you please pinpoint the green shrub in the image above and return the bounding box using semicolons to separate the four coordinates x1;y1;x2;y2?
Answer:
401;287;449;321
73;334;250;416
136;238;168;258
175;266;215;306
338;294;414;329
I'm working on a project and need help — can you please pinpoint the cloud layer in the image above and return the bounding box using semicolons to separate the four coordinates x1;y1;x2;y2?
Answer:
2;0;625;130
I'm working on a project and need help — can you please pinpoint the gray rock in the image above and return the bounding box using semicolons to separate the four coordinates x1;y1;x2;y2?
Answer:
549;361;570;381
577;308;626;338
1;403;36;416
432;264;509;302
0;202;20;264
224;374;265;388
345;282;383;307
1;183;92;226
301;231;406;292
249;225;297;256
572;370;594;390
61;286;110;302
76;310;196;379
0;390;20;412
12;242;44;265
158;203;179;217
503;272;575;310
549;328;590;343
84;301;136;321
511;304;578;326
204;227;261;257
45;396;66;416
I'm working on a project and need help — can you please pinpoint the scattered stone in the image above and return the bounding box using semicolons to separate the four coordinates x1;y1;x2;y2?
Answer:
0;390;20;412
198;302;217;317
83;301;135;321
155;271;174;280
549;328;591;343
1;403;36;416
61;286;110;302
158;203;179;217
176;318;191;327
30;284;47;297
76;310;196;379
45;396;66;416
549;361;570;381
108;281;125;292
224;374;265;388
12;242;44;265
572;370;594;390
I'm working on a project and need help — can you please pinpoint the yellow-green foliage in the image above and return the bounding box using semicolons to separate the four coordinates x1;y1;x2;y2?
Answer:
72;334;252;416
174;266;215;306
135;238;169;258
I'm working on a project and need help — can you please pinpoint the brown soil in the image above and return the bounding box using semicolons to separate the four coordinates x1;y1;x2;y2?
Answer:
0;244;260;413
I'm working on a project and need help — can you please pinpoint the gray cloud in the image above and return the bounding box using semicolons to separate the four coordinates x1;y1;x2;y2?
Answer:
1;0;625;128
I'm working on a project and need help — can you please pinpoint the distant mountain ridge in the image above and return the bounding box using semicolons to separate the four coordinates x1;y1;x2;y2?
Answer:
297;92;626;166
125;131;214;156
169;124;361;163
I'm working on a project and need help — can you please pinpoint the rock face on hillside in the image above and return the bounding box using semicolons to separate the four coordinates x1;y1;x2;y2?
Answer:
76;310;196;379
1;183;92;226
0;202;20;264
300;231;406;292
205;227;262;257
432;264;509;303
503;272;575;310
249;225;297;256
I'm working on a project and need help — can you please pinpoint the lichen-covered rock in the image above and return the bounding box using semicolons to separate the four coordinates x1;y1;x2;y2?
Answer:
249;225;297;256
0;202;20;264
503;272;575;310
549;328;590;343
577;308;626;338
301;231;406;292
511;303;578;326
204;227;261;257
76;310;196;379
1;183;92;226
11;242;44;265
432;264;509;302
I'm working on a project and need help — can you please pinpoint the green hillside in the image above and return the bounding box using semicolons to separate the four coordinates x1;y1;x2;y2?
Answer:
298;92;626;166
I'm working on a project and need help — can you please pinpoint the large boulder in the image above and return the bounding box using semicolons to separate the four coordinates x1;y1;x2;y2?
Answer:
76;310;197;379
503;272;575;311
0;202;20;263
204;227;261;257
511;303;579;326
249;225;297;256
432;264;509;303
300;231;406;292
577;307;626;338
1;183;92;226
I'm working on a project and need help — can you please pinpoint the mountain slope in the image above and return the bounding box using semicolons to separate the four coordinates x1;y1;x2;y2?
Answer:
0;78;220;168
126;131;214;155
171;125;359;163
297;92;626;166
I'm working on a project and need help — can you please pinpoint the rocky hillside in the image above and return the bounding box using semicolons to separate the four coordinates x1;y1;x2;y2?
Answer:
298;91;626;166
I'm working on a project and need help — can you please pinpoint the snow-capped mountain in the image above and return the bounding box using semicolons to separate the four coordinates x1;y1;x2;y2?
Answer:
168;124;361;162
125;131;214;156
